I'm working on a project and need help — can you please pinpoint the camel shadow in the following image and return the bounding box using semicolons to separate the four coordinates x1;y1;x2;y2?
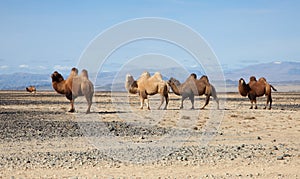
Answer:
98;111;128;114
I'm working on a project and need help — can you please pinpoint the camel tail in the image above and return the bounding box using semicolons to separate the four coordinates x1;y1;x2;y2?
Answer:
271;85;277;91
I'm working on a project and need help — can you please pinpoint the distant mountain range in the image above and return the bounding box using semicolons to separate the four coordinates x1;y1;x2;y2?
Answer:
224;61;300;82
0;61;299;91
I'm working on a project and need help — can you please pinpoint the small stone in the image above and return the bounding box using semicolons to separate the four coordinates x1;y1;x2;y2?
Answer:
273;146;279;150
277;156;284;160
257;136;262;140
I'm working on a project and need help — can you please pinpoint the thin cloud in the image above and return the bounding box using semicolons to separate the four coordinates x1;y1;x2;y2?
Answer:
38;65;47;69
53;65;72;71
0;65;8;69
19;64;29;68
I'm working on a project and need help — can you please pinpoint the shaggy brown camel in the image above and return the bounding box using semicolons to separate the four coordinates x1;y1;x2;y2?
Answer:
168;74;219;109
125;71;169;110
238;76;277;109
26;86;36;94
51;67;94;113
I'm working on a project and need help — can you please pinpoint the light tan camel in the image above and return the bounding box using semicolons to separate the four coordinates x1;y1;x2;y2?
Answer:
238;76;277;109
125;71;169;110
168;73;219;109
51;67;94;113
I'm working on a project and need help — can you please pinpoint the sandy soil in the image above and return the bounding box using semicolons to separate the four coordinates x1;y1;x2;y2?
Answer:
0;91;299;178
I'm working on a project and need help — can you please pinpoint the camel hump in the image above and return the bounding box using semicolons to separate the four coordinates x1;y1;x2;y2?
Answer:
140;71;151;79
80;69;89;79
153;72;163;80
258;77;267;82
249;76;257;81
70;67;79;76
200;75;209;82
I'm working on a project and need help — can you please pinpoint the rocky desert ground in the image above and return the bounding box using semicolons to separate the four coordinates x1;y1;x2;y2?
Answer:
0;90;299;178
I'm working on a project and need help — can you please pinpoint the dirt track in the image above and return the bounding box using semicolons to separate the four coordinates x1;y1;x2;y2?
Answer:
0;91;299;178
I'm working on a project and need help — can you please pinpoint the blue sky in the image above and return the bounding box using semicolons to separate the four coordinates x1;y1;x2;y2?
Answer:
0;0;299;74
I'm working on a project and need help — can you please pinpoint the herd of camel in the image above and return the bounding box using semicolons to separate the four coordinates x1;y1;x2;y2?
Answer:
45;67;277;113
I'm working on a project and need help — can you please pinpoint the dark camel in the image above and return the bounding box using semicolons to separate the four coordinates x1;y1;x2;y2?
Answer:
238;76;277;109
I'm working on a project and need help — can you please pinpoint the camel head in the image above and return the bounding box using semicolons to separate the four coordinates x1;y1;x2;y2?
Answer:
125;74;138;94
238;78;250;96
239;78;246;85
51;71;64;83
168;77;181;87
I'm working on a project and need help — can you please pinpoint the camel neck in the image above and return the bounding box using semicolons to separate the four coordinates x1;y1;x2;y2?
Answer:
52;81;67;94
170;84;182;95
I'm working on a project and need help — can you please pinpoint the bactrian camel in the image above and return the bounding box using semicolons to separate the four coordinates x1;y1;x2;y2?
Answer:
51;67;94;113
238;76;277;109
125;71;169;110
168;74;219;109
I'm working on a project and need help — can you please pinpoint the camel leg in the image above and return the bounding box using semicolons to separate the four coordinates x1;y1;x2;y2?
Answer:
139;91;149;110
213;95;220;110
146;98;150;110
69;100;75;112
254;99;258;109
180;96;186;109
158;95;164;110
211;86;219;109
164;94;169;110
190;95;195;110
85;94;92;114
180;95;187;109
248;94;257;109
268;95;272;110
263;95;268;109
201;95;210;110
140;97;144;109
250;100;254;109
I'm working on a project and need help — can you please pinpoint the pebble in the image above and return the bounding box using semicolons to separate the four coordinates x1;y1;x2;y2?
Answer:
257;136;262;140
277;156;284;160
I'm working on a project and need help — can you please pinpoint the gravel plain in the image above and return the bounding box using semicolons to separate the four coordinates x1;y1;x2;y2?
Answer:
0;91;299;178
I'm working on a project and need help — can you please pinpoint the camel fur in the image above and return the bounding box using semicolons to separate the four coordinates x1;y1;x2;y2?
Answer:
26;86;36;94
238;76;277;109
125;71;169;110
168;74;219;109
51;67;94;113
